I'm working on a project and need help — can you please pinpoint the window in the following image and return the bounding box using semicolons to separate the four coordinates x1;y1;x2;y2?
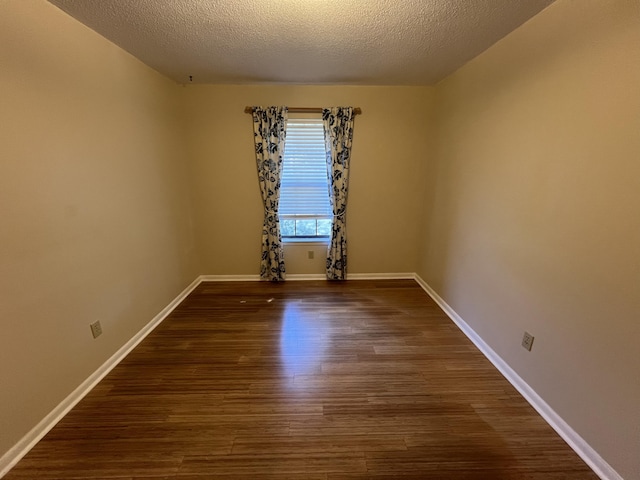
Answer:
280;118;331;240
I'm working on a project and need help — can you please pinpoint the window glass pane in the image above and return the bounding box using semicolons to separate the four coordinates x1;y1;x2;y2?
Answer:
317;219;332;236
280;118;331;239
280;119;331;218
281;219;295;237
295;219;317;236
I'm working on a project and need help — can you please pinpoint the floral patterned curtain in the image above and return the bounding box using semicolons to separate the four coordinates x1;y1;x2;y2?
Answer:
322;107;355;280
252;106;288;281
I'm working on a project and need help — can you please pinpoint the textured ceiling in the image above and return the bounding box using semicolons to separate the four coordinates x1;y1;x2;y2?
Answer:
48;0;555;85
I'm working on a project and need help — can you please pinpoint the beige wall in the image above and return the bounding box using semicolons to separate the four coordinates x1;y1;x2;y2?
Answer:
0;0;199;459
181;85;434;276
418;0;640;477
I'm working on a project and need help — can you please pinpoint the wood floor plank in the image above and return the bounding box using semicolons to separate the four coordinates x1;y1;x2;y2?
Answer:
4;280;598;479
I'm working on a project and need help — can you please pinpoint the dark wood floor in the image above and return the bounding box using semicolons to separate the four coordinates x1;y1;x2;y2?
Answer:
5;280;597;479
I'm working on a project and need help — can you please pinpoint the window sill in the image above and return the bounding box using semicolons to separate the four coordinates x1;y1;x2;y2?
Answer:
282;237;330;245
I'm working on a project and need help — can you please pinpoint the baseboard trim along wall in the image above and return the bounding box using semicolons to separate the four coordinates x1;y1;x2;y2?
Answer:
199;274;326;281
413;274;622;480
347;272;415;280
199;274;262;282
0;277;202;478
200;273;416;282
2;273;619;480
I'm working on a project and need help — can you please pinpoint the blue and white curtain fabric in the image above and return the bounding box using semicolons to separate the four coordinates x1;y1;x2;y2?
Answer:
322;107;355;280
252;106;288;281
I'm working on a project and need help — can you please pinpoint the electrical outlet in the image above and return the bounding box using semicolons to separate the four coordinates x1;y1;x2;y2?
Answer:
308;250;314;259
521;331;534;351
90;321;102;339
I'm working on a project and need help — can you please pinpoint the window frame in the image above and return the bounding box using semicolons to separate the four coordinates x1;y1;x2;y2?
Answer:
280;115;331;243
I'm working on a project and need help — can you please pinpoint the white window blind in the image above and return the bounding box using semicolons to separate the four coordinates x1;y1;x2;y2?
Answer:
280;118;331;218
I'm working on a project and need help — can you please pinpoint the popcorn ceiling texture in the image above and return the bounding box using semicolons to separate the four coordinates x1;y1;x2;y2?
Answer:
48;0;555;85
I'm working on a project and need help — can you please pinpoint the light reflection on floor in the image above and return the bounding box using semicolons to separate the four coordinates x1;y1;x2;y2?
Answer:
279;301;328;380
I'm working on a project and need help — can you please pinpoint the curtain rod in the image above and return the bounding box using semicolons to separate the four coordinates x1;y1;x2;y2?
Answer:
244;106;362;115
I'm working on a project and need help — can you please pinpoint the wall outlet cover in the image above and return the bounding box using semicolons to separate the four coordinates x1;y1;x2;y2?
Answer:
522;331;534;351
90;321;102;339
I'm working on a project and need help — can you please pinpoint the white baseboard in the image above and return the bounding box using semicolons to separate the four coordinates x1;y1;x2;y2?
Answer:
201;274;326;281
200;273;415;282
199;274;261;282
347;272;415;280
0;277;202;478
413;274;622;480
